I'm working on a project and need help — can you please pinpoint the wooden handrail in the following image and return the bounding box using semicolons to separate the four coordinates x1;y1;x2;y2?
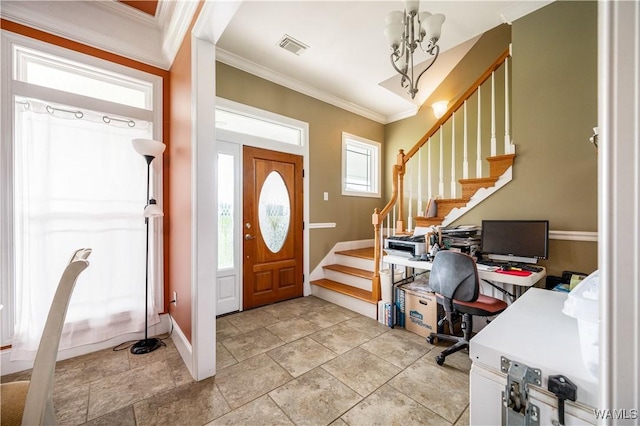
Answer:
371;48;511;299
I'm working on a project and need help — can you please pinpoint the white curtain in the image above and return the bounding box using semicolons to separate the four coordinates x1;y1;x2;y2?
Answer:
11;100;161;360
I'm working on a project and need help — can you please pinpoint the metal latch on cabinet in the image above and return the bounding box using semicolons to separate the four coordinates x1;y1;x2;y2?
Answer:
501;356;542;426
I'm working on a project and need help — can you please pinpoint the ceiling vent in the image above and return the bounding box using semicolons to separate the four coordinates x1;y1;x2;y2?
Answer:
278;35;309;56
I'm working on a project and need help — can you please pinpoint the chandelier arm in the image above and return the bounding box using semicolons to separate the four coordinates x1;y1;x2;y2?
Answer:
389;52;413;87
414;45;440;91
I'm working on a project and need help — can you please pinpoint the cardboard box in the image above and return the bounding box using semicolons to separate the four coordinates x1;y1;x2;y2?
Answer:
403;285;439;338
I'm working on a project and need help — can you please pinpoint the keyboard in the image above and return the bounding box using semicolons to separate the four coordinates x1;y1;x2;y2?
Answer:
477;260;543;273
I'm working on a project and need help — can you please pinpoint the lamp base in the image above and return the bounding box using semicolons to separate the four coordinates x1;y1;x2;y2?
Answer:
130;338;163;355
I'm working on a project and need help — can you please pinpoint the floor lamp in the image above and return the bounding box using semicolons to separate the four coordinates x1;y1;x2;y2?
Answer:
131;138;165;355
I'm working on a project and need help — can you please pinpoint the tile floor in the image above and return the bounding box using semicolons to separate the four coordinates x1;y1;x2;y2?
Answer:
1;296;471;425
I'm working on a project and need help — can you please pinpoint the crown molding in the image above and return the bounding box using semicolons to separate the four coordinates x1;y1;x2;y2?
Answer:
385;108;419;124
215;48;387;124
160;0;198;69
0;0;173;70
499;0;554;25
93;0;159;27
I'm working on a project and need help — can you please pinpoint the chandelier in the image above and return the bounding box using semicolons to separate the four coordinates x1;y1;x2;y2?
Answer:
384;1;446;99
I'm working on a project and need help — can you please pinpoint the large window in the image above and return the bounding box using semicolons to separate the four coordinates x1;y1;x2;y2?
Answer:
1;32;162;359
341;132;381;198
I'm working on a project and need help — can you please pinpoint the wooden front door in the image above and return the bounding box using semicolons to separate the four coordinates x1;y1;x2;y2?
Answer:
242;146;303;309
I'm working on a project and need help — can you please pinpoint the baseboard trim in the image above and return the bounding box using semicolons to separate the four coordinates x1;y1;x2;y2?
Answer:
1;313;172;376
169;315;194;379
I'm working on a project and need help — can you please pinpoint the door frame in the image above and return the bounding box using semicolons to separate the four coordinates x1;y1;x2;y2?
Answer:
216;97;311;310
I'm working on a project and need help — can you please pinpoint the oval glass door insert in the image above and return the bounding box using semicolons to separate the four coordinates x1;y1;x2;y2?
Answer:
258;171;291;253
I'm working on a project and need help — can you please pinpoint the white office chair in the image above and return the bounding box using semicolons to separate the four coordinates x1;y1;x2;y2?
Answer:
1;248;91;426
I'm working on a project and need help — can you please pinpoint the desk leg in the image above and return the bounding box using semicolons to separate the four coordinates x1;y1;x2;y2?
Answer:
514;285;522;299
481;279;516;303
390;263;395;328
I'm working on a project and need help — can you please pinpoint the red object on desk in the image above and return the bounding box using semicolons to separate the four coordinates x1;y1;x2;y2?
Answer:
495;269;532;277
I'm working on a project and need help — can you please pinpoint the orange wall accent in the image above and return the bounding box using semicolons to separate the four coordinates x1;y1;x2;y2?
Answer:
1;18;173;313
168;29;193;342
166;1;204;343
119;1;159;16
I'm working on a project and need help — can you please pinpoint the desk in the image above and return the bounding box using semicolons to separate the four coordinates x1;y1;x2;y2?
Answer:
383;254;546;328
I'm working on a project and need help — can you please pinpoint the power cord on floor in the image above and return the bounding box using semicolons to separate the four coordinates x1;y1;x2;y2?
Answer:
112;299;176;351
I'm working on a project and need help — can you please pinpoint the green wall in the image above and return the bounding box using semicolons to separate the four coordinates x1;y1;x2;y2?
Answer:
216;63;385;270
463;0;598;276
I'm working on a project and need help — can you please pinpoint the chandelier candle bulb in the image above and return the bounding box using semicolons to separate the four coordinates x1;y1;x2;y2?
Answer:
403;0;419;14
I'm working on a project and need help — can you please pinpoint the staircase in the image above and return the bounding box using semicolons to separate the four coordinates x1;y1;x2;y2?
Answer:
415;153;515;227
312;49;513;320
310;248;378;319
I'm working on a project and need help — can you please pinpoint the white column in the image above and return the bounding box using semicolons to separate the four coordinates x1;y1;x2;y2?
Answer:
504;57;512;154
599;0;640;416
386;214;390;238
450;113;457;198
427;138;433;200
417;148;422;216
490;72;497;156
407;160;412;231
392;204;396;236
438;127;444;197
476;88;483;178
463;101;469;179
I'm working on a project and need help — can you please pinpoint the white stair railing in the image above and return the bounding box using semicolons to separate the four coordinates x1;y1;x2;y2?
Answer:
400;52;512;229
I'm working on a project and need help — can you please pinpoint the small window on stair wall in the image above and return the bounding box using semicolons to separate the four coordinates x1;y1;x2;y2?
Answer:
341;133;381;198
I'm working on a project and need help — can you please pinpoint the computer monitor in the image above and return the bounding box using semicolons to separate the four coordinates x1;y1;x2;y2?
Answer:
481;220;549;264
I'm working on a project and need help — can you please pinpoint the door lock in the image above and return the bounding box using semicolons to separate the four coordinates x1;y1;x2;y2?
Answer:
245;233;255;240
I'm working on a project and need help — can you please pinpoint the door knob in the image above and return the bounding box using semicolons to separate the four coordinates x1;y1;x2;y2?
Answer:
245;233;255;240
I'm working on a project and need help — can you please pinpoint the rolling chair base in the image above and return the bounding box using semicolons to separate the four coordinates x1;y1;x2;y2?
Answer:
427;312;473;366
427;333;469;365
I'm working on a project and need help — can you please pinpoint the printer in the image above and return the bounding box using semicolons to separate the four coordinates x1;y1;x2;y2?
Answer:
384;235;427;258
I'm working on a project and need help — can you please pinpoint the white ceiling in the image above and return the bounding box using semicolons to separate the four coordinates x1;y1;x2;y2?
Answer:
1;0;552;123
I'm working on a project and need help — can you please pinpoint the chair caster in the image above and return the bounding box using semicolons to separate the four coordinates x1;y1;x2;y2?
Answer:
426;336;435;344
436;355;445;365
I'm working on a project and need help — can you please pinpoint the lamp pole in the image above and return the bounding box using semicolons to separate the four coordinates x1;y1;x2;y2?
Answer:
131;139;165;355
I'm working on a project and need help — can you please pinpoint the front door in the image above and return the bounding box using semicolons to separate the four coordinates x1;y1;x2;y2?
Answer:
242;146;303;309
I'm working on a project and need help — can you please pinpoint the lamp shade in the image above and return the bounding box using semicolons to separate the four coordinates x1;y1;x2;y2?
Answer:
385;10;404;25
132;138;166;158
384;22;404;48
432;101;449;119
418;11;432;26
422;13;445;42
143;199;164;217
403;0;419;14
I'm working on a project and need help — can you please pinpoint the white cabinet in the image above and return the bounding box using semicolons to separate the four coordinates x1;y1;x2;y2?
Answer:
469;288;598;425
